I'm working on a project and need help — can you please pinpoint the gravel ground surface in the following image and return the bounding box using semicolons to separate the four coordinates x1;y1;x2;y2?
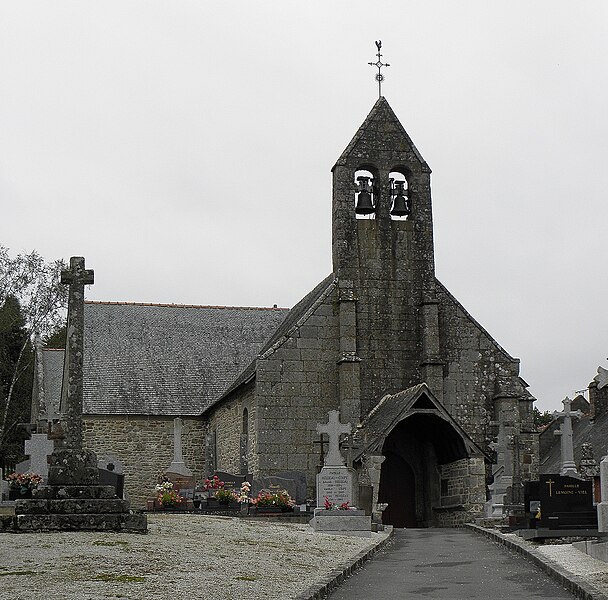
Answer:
0;514;385;600
500;531;608;598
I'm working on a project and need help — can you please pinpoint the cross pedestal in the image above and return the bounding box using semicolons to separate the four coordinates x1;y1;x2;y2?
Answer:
24;434;55;481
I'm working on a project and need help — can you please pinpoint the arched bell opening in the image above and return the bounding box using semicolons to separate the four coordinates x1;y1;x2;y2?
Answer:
389;169;411;221
354;168;377;220
378;413;470;527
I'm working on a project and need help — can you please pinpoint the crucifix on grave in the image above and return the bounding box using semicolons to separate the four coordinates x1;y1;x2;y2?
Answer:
554;396;583;477
316;410;352;467
59;256;94;450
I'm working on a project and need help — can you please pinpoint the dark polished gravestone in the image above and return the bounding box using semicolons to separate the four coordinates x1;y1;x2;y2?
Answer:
525;474;597;530
13;258;146;533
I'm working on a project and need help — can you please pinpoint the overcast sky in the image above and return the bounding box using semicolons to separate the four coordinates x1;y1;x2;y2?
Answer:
2;1;607;411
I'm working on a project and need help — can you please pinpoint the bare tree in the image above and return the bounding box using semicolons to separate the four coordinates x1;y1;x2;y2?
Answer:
0;246;67;453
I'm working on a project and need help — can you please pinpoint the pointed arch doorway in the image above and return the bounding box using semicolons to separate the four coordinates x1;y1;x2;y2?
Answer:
354;384;486;528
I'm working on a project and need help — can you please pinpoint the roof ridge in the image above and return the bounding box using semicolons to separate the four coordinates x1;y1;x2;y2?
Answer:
84;300;289;311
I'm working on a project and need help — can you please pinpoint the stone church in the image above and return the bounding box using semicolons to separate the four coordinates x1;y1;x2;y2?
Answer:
34;97;539;526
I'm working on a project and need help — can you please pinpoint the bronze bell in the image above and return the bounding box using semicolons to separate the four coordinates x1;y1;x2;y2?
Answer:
355;176;375;215
391;181;411;217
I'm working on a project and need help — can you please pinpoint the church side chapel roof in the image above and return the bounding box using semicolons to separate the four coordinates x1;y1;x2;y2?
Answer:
82;301;288;416
352;383;488;463
217;274;336;403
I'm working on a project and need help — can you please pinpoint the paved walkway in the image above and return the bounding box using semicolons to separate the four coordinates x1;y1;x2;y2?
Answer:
327;528;576;599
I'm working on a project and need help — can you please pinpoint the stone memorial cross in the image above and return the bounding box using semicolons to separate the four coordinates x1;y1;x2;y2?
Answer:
316;410;351;467
166;417;193;476
59;256;94;450
554;396;583;477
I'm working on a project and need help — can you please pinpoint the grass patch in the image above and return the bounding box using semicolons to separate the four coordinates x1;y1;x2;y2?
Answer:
93;540;129;548
93;574;145;583
0;570;38;577
235;575;258;581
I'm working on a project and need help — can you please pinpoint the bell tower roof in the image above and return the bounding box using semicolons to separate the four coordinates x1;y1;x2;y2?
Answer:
333;97;430;173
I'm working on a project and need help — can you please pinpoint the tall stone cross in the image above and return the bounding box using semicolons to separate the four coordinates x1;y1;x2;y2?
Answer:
59;256;94;450
316;410;351;467
554;396;583;477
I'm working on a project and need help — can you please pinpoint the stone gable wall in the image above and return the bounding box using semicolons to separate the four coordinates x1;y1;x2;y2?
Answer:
255;293;340;495
437;287;527;447
83;415;204;508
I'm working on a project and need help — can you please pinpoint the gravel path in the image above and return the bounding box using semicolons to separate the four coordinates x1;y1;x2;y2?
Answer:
0;514;385;600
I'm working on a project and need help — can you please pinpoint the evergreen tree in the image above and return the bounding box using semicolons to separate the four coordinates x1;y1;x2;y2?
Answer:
0;296;34;467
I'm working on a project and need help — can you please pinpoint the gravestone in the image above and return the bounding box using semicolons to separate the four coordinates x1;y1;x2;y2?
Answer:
275;471;307;504
315;410;356;507
536;474;597;529
214;471;251;490
0;469;8;501
14;257;146;533
252;476;299;504
24;434;54;481
311;411;371;537
98;456;125;500
597;456;608;532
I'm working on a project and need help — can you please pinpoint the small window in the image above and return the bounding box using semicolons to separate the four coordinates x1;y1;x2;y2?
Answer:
354;169;376;219
242;408;249;435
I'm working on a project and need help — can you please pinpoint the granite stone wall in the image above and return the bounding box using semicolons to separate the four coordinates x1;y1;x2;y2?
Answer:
206;384;255;475
435;457;485;527
83;415;205;508
255;293;340;495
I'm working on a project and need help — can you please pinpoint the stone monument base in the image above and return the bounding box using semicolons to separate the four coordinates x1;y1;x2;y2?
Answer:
13;449;147;533
310;508;372;538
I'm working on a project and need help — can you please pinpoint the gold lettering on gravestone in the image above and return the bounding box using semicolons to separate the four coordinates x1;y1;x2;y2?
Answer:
546;479;555;497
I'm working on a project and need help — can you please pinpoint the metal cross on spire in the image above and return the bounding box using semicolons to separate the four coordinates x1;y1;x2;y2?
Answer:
368;40;390;98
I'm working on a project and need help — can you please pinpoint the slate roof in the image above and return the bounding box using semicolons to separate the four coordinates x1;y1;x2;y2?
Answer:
540;411;608;474
83;301;288;416
352;383;487;463
215;274;336;403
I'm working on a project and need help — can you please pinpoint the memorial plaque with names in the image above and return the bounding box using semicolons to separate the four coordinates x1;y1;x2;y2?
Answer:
316;466;355;507
537;474;597;529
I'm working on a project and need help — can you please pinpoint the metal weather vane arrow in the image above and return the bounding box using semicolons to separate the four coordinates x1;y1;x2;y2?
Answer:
368;40;390;98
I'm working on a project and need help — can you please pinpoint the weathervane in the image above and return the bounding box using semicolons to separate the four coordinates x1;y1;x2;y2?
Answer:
368;40;390;98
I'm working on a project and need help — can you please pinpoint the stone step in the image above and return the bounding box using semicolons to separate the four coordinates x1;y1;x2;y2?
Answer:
14;498;130;515
15;513;148;533
33;485;117;500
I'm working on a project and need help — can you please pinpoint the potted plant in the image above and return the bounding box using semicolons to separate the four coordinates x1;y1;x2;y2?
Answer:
251;489;294;513
215;488;238;506
7;472;42;500
203;475;225;507
155;480;183;510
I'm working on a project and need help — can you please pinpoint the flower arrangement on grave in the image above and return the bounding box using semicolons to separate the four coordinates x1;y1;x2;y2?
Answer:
6;472;43;492
203;475;225;498
251;489;294;509
155;480;183;509
236;481;251;503
215;488;238;505
323;496;353;511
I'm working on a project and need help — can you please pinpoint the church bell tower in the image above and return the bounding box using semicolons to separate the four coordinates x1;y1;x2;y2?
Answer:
332;97;444;417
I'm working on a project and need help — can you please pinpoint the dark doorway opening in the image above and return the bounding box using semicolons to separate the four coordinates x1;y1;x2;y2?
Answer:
378;452;416;527
377;410;470;528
